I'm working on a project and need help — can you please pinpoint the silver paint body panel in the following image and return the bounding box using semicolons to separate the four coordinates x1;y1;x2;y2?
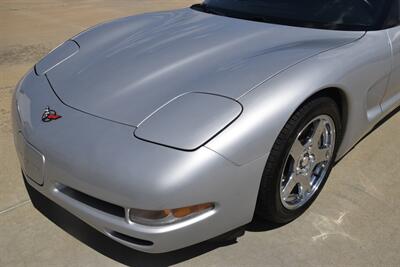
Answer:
134;92;242;151
12;71;267;252
35;40;79;75
45;9;364;127
12;7;400;253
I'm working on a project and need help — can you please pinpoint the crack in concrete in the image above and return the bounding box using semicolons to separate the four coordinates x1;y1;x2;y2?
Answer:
0;199;31;215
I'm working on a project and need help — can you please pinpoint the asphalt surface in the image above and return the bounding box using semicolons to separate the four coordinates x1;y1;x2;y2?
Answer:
1;1;400;266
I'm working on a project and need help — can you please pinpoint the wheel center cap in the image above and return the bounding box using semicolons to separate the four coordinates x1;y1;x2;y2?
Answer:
300;156;310;167
299;153;315;171
300;156;310;168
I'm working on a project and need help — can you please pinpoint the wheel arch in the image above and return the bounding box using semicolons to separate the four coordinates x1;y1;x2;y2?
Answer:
299;87;349;143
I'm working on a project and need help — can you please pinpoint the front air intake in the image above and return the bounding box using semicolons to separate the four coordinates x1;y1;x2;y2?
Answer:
58;185;125;218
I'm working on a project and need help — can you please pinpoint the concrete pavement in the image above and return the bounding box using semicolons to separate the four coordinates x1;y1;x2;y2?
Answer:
1;1;400;266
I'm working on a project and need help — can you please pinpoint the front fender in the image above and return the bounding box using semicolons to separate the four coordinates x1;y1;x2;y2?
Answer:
206;31;391;165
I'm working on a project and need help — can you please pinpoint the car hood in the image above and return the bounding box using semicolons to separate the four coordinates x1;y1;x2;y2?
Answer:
44;8;364;126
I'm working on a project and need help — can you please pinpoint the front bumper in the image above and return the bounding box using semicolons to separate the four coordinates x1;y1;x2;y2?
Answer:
12;70;268;253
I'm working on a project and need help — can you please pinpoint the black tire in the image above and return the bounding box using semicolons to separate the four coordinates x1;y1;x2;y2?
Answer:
255;97;342;224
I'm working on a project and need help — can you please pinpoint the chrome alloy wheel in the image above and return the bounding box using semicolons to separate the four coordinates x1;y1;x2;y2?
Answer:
280;115;336;210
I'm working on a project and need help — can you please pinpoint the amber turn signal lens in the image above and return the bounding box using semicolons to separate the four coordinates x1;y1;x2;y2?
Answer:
172;203;214;218
128;203;214;226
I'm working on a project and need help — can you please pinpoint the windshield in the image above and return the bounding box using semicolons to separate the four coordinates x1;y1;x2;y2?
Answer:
195;0;392;31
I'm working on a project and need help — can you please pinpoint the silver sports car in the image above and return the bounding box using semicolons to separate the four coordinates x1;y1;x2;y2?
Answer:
12;0;400;253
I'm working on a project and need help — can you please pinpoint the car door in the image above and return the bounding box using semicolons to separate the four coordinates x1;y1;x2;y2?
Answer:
382;0;400;112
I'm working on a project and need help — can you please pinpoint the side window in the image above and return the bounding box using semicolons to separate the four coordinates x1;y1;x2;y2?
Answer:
384;0;400;28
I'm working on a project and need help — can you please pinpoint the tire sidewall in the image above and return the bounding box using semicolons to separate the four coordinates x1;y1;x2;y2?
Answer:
257;97;342;224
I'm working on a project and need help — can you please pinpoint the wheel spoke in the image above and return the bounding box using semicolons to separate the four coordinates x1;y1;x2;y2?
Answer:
297;174;312;195
282;174;299;200
313;146;331;164
311;120;326;144
290;138;304;160
304;138;313;150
